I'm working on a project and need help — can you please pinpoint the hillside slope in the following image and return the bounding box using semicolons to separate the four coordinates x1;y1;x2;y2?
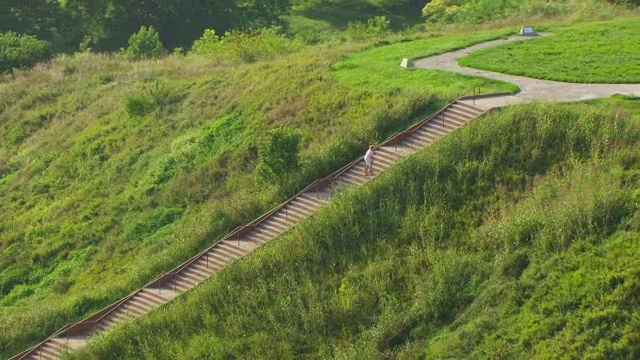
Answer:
71;101;640;359
0;29;515;357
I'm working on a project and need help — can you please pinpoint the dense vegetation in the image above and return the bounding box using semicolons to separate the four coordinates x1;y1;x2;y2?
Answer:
0;0;292;53
459;18;640;83
1;0;639;358
72;101;640;359
0;27;515;358
0;31;51;74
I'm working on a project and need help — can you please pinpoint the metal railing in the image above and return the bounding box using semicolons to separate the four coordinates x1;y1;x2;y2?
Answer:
11;85;484;360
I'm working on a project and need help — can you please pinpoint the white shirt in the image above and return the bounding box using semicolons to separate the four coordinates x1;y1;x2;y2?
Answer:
364;149;374;163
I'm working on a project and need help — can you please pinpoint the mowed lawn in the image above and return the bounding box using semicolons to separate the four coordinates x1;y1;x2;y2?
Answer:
458;18;640;83
331;28;520;96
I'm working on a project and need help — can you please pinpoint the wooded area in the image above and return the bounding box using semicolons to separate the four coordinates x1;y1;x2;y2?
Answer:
0;0;292;52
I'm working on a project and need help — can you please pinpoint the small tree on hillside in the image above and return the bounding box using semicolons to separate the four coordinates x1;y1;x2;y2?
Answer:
255;128;302;186
123;26;167;60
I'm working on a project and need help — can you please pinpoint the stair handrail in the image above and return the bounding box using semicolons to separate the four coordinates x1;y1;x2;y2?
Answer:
11;85;483;360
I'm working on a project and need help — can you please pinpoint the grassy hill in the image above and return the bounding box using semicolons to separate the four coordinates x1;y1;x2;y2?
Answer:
70;101;640;359
0;27;514;357
1;1;639;358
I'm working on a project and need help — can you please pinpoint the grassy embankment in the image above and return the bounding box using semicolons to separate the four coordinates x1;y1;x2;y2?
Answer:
72;101;640;359
459;17;640;83
0;28;515;357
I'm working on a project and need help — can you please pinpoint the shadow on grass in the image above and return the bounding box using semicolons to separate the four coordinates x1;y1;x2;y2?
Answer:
294;0;425;30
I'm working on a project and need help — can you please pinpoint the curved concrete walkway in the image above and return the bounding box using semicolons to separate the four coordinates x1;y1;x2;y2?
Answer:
413;35;640;109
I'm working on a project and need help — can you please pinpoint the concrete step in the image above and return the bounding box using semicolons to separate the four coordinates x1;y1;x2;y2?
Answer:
191;257;222;273
427;119;460;135
166;280;191;293
179;267;210;282
370;154;395;168
50;336;86;351
413;128;441;142
254;224;280;238
438;109;472;126
339;170;367;184
217;242;246;258
262;217;290;233
271;208;304;224
422;122;451;137
137;289;169;306
124;299;154;316
287;198;318;214
243;230;270;244
299;193;328;206
33;342;60;360
451;101;484;116
174;273;201;287
405;134;432;148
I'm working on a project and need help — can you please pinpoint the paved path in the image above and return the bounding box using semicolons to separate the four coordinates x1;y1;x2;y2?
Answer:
413;35;640;109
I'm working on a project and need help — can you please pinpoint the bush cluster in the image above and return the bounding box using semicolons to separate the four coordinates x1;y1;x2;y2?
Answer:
122;26;167;61
0;31;51;74
190;27;303;63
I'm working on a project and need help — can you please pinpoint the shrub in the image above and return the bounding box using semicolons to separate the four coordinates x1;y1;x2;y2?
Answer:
347;16;391;40
124;95;153;117
122;26;167;60
255;128;301;185
0;31;51;74
190;27;303;63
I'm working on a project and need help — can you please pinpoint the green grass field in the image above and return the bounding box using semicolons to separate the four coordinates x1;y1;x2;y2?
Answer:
71;101;640;359
458;18;640;83
332;28;520;95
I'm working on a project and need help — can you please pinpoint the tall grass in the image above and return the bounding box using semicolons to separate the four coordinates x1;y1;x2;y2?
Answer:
0;27;510;357
71;102;640;359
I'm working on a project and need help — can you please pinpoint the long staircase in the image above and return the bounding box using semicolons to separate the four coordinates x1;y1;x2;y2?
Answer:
11;94;487;360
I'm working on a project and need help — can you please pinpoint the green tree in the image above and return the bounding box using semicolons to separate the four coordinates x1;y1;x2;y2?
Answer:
255;128;301;185
0;31;51;74
0;0;21;33
122;25;167;60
